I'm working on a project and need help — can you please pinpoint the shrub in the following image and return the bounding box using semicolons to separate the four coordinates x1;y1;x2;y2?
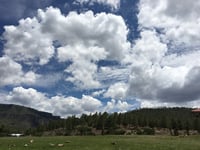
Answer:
143;127;155;135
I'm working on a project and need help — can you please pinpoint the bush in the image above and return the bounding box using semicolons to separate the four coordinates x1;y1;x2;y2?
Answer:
136;128;143;135
114;129;126;135
135;127;155;135
76;125;92;135
143;127;155;135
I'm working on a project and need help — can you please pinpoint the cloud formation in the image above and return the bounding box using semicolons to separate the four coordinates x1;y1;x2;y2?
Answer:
0;86;135;117
39;7;130;88
3;7;130;89
0;87;102;117
1;1;200;117
3;18;54;65
124;0;200;107
138;0;200;47
0;56;38;86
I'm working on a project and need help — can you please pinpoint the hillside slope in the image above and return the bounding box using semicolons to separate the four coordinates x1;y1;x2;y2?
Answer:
0;104;60;132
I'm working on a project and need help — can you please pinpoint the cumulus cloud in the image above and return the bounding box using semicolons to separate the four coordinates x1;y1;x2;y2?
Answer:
0;56;38;86
38;7;130;88
0;87;102;117
2;1;200;115
104;99;133;113
59;44;106;89
3;17;54;65
125;0;200;107
0;6;133;115
38;8;129;60
104;82;128;100
4;87;50;112
92;89;106;97
0;85;137;116
75;0;120;10
51;95;102;117
2;7;130;89
138;0;200;47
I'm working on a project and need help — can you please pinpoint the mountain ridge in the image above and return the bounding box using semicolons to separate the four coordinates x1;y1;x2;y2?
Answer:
0;104;60;132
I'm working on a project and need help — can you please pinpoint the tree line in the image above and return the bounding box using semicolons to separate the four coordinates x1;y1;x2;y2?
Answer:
29;107;200;136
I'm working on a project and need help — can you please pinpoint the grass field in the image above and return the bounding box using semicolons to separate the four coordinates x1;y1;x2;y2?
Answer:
0;135;200;150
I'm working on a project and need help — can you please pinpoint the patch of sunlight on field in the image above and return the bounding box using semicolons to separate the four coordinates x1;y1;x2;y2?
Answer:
0;135;200;150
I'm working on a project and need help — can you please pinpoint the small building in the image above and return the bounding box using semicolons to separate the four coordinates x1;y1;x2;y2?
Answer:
192;108;200;117
10;133;23;137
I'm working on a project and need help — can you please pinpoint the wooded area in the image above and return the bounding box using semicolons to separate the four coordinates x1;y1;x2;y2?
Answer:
1;107;200;136
30;107;200;136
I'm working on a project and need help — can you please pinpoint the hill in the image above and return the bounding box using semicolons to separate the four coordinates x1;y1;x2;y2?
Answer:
0;104;60;133
0;106;200;136
39;107;200;136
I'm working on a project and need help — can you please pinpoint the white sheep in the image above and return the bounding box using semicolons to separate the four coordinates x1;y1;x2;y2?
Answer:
30;139;34;143
58;143;64;147
49;143;55;147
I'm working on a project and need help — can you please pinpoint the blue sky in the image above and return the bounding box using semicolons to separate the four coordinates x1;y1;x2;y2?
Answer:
0;0;200;117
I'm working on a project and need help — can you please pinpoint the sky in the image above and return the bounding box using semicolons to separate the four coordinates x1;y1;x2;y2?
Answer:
0;0;200;118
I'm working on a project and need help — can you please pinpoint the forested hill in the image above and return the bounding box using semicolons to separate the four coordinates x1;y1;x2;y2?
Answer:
126;107;198;129
0;105;200;136
0;104;60;133
39;107;200;136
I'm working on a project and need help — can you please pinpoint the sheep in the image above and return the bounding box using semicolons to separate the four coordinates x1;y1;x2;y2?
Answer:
49;143;55;147
30;139;34;143
24;144;28;147
57;143;64;147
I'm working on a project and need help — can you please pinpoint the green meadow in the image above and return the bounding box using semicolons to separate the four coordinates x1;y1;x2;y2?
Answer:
0;135;200;150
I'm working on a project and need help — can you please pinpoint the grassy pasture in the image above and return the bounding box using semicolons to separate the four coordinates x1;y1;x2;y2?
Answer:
0;135;200;150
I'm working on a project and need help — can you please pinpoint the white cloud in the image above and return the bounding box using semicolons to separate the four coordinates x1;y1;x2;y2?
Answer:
59;45;107;89
38;8;129;61
104;82;128;100
75;0;120;10
45;94;102;117
138;0;200;47
127;29;200;104
29;72;63;88
0;85;135;117
104;99;132;113
0;56;23;86
0;56;39;86
97;66;130;84
0;87;102;117
2;2;200;114
2;7;130;89
140;99;200;109
122;0;200;107
132;30;167;64
81;95;102;112
38;7;130;89
5;87;50;112
92;89;106;97
161;51;200;68
65;59;101;89
3;18;54;65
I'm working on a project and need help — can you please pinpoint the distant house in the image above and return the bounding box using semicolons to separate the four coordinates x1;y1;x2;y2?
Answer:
10;133;23;137
192;108;200;113
192;108;200;117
